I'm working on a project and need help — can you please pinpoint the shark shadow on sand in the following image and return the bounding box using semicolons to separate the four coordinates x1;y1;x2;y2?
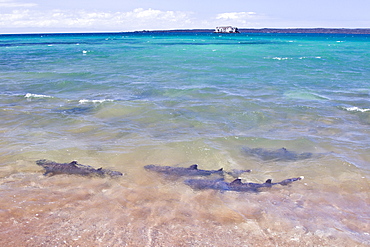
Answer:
185;176;303;192
36;159;123;177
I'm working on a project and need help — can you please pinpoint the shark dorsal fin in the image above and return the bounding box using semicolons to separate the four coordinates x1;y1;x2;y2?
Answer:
69;161;79;167
218;168;223;171
189;164;198;170
231;179;243;185
265;179;272;184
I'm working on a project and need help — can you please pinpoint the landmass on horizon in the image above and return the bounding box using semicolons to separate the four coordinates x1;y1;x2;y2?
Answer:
1;28;370;35
136;28;370;34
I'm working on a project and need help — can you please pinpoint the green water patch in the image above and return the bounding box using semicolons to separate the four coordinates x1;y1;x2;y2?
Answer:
284;90;330;101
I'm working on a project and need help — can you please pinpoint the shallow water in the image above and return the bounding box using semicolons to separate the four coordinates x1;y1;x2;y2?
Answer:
0;32;370;246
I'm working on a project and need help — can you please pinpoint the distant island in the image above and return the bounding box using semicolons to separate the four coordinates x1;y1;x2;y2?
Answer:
137;28;370;34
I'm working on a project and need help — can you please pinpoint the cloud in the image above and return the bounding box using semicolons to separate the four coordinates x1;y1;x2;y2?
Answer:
0;0;36;8
0;8;195;31
213;11;268;27
0;8;271;32
216;12;257;21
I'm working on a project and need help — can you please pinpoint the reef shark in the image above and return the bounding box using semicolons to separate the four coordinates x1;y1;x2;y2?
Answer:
184;176;303;192
144;164;224;177
36;159;123;177
242;147;319;161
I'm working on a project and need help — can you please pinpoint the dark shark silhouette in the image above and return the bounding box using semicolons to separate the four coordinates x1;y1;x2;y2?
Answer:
185;176;303;192
36;159;123;177
145;164;302;193
144;164;224;177
242;147;319;161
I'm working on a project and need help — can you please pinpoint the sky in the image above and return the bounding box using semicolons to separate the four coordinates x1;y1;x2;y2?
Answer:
1;0;370;33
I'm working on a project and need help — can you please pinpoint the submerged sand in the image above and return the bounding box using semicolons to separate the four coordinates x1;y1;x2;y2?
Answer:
1;156;369;247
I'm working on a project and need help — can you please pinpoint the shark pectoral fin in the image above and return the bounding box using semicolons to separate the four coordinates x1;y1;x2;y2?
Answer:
189;164;198;170
265;179;272;184
43;171;53;176
231;179;243;185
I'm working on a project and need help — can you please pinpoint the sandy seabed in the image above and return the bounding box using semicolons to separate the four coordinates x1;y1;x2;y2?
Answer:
1;159;369;247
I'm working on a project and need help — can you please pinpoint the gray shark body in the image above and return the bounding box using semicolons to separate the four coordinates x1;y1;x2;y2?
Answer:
144;164;223;177
185;177;303;192
184;178;231;190
36;159;123;177
242;147;316;161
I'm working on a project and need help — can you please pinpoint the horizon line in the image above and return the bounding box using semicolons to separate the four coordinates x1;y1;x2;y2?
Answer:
1;27;370;35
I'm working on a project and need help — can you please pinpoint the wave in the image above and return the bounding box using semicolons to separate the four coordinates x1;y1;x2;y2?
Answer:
79;99;114;104
24;93;53;98
265;56;322;60
344;106;370;113
272;57;291;60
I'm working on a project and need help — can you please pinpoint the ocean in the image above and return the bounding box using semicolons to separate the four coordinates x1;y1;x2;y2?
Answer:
0;32;369;246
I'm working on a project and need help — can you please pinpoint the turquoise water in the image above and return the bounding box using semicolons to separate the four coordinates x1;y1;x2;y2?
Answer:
0;32;370;246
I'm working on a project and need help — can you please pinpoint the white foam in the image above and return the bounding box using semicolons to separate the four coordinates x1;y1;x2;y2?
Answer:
25;93;53;98
79;99;114;104
345;106;370;112
272;57;290;60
